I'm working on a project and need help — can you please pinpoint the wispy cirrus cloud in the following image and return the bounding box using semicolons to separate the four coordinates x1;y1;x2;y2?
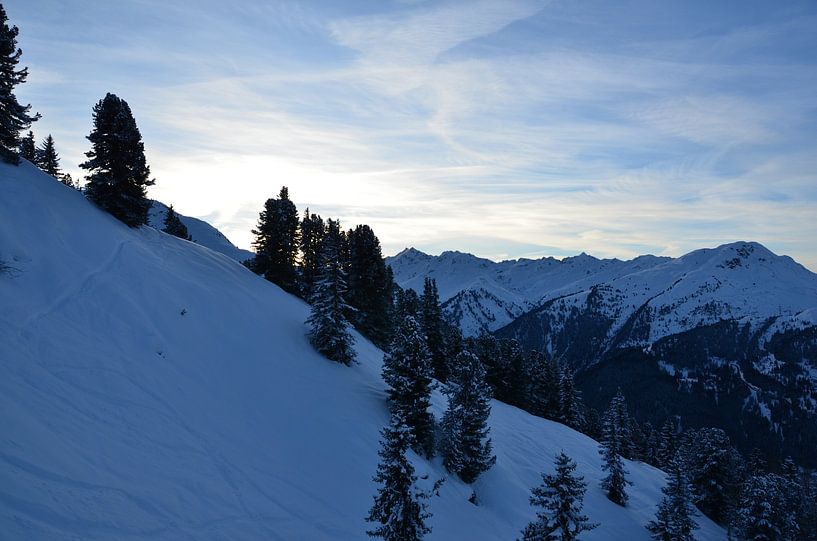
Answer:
9;0;817;269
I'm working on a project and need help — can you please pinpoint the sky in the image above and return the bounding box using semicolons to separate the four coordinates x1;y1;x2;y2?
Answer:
7;0;817;269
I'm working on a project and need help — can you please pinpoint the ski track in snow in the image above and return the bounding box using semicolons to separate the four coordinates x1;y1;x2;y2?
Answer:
0;162;728;540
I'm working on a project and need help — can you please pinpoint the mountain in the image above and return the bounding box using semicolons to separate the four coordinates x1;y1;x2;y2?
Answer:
0;162;727;538
496;241;817;466
387;248;669;336
148;200;254;263
388;245;817;467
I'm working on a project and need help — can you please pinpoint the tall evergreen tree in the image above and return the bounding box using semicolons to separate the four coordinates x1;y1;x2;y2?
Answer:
306;219;355;365
251;186;300;293
599;391;632;506
346;224;393;348
420;277;448;381
679;428;742;526
298;209;325;299
18;129;34;161
382;315;435;458
647;457;698;541
520;451;598;541
81;93;153;226
36;134;61;177
162;205;191;240
558;367;584;430
366;412;432;541
394;287;421;322
527;350;555;419
0;3;39;164
657;418;678;469
440;350;496;484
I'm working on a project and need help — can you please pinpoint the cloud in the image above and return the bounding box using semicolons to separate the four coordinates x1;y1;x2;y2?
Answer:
13;0;817;271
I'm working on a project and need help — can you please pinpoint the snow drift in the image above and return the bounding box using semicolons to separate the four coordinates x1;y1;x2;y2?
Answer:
0;161;725;540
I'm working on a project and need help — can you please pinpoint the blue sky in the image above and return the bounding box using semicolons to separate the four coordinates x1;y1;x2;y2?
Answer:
8;0;817;269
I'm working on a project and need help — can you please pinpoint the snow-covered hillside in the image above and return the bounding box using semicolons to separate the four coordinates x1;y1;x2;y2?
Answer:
148;200;254;263
387;247;670;335
0;162;726;539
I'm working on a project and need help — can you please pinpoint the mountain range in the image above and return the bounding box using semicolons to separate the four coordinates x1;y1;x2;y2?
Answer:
387;243;817;466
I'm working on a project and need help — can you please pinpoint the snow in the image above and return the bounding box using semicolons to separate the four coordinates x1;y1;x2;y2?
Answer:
1;161;725;540
147;201;254;263
389;241;817;343
387;248;671;335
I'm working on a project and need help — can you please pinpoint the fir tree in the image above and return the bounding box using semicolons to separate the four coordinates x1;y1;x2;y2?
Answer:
599;390;632;506
735;473;798;541
657;418;678;469
307;219;355;365
298;209;325;299
647;456;698;541
0;4;39;164
59;172;75;189
394;287;421;322
346;224;393;348
558;367;584;430
162;205;191;240
527;350;555;419
81;93;153;227
18;129;34;161
36;134;61;177
420;277;448;381
366;412;432;541
520;451;598;541
382;315;435;458
440;350;496;484
680;428;742;526
251;186;300;294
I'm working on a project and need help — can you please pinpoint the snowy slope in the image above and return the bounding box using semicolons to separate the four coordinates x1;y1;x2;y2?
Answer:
147;200;254;263
387;248;669;335
0;162;725;540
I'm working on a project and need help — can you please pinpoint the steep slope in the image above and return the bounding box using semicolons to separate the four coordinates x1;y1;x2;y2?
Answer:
0;162;726;539
147;200;254;263
387;248;669;335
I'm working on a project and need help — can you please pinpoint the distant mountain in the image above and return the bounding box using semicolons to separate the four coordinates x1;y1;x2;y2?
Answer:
148;201;254;263
387;247;669;336
389;243;817;466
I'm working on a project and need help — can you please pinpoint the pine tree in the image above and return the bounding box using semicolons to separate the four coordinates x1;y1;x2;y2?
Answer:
420;277;448;381
346;224;393;348
251;186;300;294
36;134;61;177
657;418;678;469
647;456;698;541
81;93;153;227
680;428;742;526
59;172;75;189
520;451;598;541
298;209;325;299
307;219;355;365
162;205;191;240
382;315;435;458
366;412;432;541
599;390;632;506
440;350;496;484
527;350;554;419
0;4;39;164
18;129;34;161
558;367;584;430
736;474;781;541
